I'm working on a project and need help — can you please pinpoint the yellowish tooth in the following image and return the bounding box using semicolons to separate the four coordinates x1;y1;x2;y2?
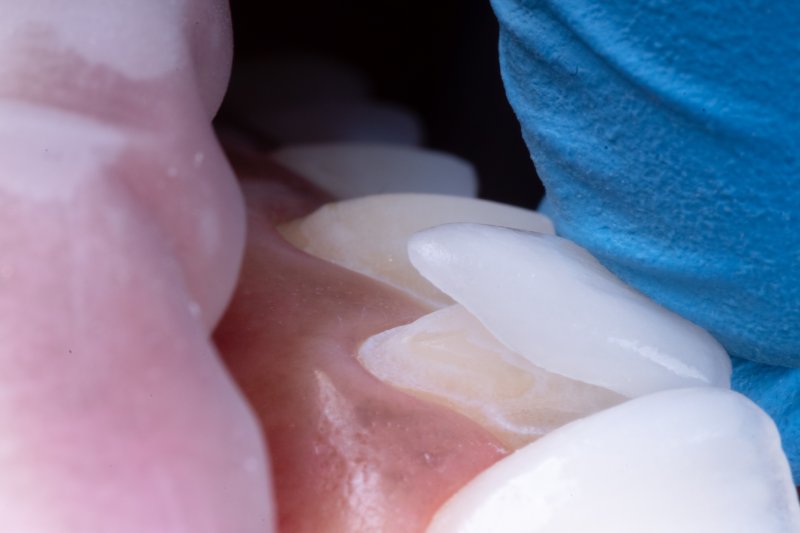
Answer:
358;304;625;448
278;193;554;308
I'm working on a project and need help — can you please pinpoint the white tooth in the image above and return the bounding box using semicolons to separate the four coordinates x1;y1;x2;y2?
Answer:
408;224;731;396
427;388;800;533
278;194;554;308
358;304;624;448
271;143;478;199
248;101;424;146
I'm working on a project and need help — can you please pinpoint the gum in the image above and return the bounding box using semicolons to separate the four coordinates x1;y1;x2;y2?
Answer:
215;150;508;532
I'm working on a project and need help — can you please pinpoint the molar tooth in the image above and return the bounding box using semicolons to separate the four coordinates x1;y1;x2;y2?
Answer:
408;224;731;396
427;388;800;533
358;304;624;449
271;143;478;199
279;194;554;308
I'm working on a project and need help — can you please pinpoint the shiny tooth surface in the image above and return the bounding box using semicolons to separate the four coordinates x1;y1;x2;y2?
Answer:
358;304;624;448
279;194;554;308
271;143;478;199
427;388;800;533
248;101;423;145
408;223;731;396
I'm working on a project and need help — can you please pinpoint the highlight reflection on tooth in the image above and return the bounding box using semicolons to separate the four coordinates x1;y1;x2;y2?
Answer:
271;143;479;199
427;388;800;533
358;304;624;449
279;194;554;308
408;224;731;396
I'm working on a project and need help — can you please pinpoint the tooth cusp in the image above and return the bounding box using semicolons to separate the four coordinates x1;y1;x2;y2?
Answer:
358;304;625;449
279;195;554;308
407;223;732;397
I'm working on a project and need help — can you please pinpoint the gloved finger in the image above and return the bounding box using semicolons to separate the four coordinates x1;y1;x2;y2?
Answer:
491;0;800;480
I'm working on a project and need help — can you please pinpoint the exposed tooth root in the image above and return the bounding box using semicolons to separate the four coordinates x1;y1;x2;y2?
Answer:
408;223;732;397
427;388;800;533
278;194;554;308
271;143;479;199
358;304;625;449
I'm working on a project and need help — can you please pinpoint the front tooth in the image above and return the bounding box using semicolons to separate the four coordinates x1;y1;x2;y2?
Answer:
278;194;554;308
408;223;731;396
427;388;800;533
358;304;624;448
271;143;478;199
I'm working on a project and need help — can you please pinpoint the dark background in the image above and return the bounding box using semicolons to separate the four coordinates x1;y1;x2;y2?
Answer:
223;0;545;208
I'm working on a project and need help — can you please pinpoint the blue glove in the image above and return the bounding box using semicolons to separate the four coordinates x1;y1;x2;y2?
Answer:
491;0;799;480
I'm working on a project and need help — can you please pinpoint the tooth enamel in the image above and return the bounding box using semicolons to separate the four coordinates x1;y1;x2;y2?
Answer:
358;304;625;448
408;224;731;396
278;194;554;308
247;101;424;145
271;143;479;199
427;388;800;533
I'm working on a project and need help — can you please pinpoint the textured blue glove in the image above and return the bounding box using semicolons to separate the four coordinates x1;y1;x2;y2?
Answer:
491;0;799;480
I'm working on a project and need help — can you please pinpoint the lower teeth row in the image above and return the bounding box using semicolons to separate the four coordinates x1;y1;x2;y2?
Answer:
277;166;799;531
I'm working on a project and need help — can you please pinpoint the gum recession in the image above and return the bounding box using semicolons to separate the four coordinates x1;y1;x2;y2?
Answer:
215;146;508;533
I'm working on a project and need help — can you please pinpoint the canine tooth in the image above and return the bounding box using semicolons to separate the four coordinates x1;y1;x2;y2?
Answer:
271;143;478;199
427;388;800;533
279;195;554;308
246;101;423;145
408;224;731;396
358;304;624;448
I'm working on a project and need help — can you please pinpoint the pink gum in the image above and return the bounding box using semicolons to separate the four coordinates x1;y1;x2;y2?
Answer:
216;152;508;533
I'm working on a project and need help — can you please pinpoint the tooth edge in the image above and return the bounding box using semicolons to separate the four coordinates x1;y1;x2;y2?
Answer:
407;223;732;397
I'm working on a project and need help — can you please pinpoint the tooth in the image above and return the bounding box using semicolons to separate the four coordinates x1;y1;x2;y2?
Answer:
427;388;800;533
279;194;554;308
271;143;479;199
246;100;424;146
408;223;731;396
216;182;509;533
358;304;625;448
